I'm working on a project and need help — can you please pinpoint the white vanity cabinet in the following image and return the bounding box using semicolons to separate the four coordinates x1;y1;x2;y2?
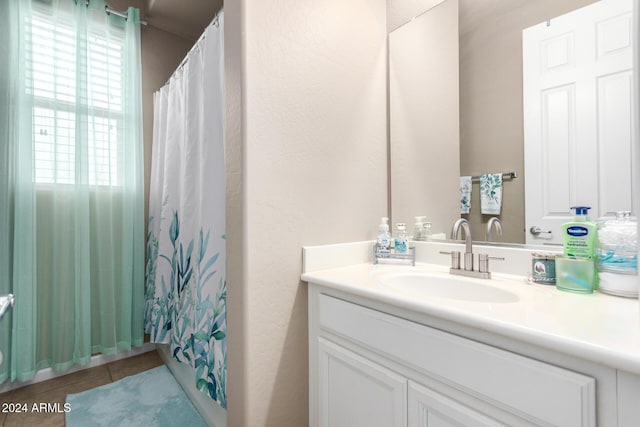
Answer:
318;338;407;427
408;380;506;427
309;285;605;427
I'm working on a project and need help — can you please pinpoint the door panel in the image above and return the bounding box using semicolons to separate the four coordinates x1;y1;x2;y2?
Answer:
318;338;407;427
523;0;634;244
597;71;633;216
408;381;505;427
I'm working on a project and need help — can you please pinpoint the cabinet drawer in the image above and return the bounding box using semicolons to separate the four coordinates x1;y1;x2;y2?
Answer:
318;294;596;427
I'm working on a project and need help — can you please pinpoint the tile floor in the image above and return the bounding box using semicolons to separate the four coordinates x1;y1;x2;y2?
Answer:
0;350;164;426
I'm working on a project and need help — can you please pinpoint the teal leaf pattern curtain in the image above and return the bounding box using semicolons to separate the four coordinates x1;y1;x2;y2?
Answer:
144;13;227;408
0;0;144;382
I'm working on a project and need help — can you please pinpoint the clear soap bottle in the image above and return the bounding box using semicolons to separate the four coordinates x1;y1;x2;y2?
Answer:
376;217;391;258
395;223;408;254
424;222;433;241
413;216;426;241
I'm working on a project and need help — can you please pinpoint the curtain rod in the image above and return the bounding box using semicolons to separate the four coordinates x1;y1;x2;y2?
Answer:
163;10;222;86
105;5;148;26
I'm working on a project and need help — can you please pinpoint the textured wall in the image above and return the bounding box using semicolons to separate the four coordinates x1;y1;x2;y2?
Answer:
226;0;388;425
224;0;247;425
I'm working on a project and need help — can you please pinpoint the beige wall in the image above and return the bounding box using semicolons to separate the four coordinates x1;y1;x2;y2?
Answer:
459;0;597;243
389;0;460;236
387;0;445;33
224;0;246;425
226;0;388;425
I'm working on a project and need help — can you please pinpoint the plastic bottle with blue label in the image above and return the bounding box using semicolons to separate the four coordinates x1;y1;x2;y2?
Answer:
394;223;409;254
562;206;597;258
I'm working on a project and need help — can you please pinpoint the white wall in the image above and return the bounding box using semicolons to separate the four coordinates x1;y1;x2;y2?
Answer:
226;0;388;425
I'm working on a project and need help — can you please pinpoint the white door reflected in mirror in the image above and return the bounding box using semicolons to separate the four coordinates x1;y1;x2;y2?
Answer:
523;0;635;245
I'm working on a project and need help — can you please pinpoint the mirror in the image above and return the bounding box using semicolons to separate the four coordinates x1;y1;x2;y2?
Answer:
389;0;636;246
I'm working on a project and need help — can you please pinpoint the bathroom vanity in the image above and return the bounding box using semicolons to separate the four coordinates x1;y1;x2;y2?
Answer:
302;242;640;427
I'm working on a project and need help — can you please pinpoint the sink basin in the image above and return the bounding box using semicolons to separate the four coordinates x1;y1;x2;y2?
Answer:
378;272;519;303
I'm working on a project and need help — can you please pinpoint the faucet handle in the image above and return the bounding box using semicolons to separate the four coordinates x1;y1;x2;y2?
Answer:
478;254;505;274
439;251;461;269
464;252;474;271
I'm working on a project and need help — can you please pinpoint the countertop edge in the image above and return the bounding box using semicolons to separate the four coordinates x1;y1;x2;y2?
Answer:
302;269;640;376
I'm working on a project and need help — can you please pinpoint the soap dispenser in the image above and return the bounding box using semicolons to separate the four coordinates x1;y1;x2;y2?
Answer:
424;222;433;241
376;217;391;258
395;223;409;254
413;216;426;241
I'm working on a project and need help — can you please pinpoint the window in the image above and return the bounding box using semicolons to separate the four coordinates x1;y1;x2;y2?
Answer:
27;9;124;186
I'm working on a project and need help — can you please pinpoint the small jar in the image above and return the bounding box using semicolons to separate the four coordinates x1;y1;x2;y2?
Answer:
531;252;556;284
596;211;639;297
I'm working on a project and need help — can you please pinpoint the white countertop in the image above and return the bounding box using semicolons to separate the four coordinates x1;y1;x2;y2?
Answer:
302;262;640;375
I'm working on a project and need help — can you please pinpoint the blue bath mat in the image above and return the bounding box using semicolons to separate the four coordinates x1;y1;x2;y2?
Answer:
66;365;207;427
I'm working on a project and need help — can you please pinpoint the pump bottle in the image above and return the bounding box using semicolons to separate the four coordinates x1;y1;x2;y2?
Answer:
376;217;391;257
562;206;597;258
395;223;409;254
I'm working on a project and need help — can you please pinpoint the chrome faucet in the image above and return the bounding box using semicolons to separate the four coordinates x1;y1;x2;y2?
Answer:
451;218;474;271
442;218;504;279
486;217;503;242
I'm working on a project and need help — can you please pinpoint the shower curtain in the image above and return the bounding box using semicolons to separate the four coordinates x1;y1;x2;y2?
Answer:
144;13;226;408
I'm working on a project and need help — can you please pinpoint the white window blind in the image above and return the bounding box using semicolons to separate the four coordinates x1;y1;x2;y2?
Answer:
27;9;124;186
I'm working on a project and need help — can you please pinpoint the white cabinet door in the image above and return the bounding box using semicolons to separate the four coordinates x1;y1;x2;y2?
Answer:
617;371;640;427
318;338;407;427
523;0;634;244
408;381;506;427
318;293;596;427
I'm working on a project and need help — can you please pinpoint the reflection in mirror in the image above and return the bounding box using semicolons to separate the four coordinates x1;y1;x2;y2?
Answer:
389;0;459;239
389;0;637;247
522;0;634;245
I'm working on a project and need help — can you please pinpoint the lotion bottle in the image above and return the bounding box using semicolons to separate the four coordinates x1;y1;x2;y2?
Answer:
562;206;597;258
557;206;598;293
